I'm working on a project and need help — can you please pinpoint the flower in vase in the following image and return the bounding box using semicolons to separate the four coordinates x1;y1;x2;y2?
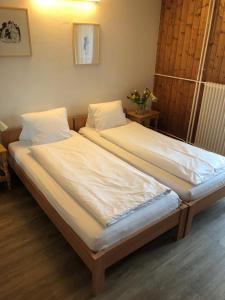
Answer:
127;88;157;114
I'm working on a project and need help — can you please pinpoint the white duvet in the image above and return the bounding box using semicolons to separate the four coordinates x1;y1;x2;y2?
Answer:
30;134;173;227
99;122;225;185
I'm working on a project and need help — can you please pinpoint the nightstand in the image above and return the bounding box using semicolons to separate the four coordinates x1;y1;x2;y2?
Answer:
0;144;11;190
127;110;160;129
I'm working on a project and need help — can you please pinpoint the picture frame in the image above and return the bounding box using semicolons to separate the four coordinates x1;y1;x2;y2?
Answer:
73;23;100;65
0;7;32;57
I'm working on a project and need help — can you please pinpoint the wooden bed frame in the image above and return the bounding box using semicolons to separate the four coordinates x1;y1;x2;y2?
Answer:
1;116;188;296
74;114;225;236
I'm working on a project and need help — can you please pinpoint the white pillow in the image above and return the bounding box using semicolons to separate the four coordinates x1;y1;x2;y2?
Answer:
19;107;71;145
85;105;95;128
86;100;127;130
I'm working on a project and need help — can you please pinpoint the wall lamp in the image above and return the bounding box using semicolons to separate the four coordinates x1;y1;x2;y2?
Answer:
34;0;100;7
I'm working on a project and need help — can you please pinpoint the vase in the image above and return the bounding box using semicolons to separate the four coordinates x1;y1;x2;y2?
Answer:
136;104;146;115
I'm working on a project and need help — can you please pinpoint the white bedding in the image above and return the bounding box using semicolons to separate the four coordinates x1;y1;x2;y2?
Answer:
79;127;225;202
29;134;173;227
99;122;225;185
9;141;180;251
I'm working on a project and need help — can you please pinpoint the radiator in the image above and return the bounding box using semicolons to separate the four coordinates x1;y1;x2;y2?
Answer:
195;82;225;155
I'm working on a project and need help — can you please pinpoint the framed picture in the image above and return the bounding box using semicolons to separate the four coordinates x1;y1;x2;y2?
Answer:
73;23;100;65
0;7;32;57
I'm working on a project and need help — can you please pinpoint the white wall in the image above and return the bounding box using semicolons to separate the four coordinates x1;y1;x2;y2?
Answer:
0;0;161;126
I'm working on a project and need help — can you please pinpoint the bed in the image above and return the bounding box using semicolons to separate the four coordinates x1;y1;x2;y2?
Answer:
75;114;225;236
1;116;187;296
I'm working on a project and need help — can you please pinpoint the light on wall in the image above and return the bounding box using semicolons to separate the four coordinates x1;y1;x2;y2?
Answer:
35;0;99;4
34;0;99;8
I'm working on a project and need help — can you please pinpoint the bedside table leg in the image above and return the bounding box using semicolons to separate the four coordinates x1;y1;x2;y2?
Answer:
2;153;11;190
155;116;159;130
6;173;11;190
5;166;11;190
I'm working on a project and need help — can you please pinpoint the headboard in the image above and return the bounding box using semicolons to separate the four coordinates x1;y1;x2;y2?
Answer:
1;116;74;149
74;114;87;132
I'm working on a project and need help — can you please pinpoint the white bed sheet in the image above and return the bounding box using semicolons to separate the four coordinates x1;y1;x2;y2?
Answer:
9;141;180;252
79;127;225;202
99;122;225;185
29;134;173;227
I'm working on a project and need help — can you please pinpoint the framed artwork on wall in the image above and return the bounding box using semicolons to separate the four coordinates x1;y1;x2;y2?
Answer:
0;7;32;57
73;23;100;65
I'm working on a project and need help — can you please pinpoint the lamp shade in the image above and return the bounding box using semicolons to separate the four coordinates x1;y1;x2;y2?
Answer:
0;121;8;132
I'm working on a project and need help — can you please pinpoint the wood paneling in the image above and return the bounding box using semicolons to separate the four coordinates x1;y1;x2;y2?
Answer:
156;0;210;79
154;76;196;139
154;0;210;139
203;0;225;84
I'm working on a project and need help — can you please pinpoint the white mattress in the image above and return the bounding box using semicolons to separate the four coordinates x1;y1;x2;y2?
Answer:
9;141;180;252
79;127;225;202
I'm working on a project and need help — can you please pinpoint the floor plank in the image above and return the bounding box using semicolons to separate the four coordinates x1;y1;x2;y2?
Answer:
1;180;225;300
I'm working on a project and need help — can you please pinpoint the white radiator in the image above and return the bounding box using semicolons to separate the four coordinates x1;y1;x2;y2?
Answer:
195;82;225;155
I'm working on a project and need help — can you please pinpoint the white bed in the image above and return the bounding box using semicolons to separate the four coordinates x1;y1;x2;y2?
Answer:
79;126;225;202
9;140;180;252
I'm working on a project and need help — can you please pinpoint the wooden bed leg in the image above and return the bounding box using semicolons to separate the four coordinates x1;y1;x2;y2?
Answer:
92;260;105;296
184;207;194;236
175;205;188;241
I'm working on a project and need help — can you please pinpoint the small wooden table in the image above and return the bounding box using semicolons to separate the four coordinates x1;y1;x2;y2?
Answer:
127;110;160;129
0;144;11;189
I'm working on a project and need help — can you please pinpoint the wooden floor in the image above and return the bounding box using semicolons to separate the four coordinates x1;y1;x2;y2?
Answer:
1;180;225;300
